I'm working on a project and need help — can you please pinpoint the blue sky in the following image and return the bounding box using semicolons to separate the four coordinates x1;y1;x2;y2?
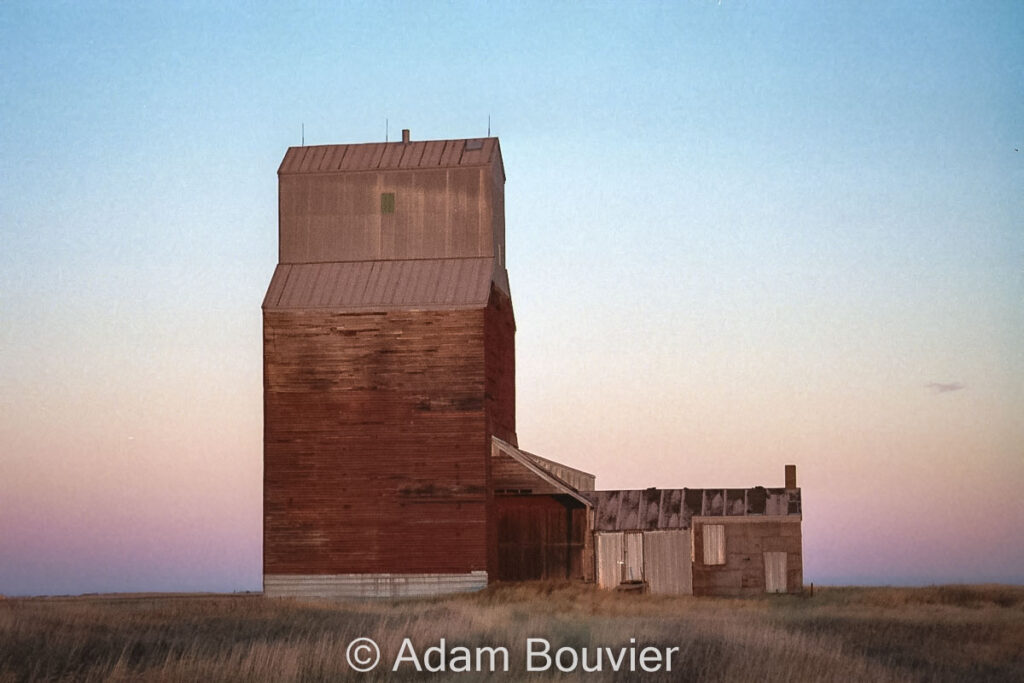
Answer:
1;1;1022;595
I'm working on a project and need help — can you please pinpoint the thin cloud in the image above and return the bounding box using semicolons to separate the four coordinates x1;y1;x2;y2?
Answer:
926;382;965;394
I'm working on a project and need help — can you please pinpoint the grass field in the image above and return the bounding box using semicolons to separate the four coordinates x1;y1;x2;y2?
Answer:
1;583;1022;681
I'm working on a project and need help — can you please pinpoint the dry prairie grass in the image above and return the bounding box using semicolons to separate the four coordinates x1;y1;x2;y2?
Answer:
0;583;1021;682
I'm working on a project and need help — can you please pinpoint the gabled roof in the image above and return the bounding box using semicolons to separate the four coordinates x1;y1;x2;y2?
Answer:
262;258;497;311
491;437;593;506
278;138;504;178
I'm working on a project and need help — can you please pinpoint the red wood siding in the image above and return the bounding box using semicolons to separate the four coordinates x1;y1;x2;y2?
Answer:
483;285;515;577
484;286;516;447
263;307;491;575
494;496;587;581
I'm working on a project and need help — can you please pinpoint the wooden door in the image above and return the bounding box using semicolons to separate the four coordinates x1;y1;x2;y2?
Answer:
623;532;644;582
764;552;787;593
595;533;624;589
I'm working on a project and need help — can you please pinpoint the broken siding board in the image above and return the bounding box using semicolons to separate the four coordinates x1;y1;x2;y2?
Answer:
661;489;683;528
747;487;767;515
684;489;703;518
618;490;642;530
595;491;620;531
726;489;746;516
704;490;725;516
766;489;788;516
788;490;802;514
642;489;662;529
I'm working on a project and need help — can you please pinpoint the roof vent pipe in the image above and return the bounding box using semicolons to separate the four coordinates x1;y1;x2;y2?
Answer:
401;129;410;143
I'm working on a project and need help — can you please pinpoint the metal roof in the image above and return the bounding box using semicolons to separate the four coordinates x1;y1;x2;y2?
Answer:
263;258;495;311
589;487;801;532
278;138;503;176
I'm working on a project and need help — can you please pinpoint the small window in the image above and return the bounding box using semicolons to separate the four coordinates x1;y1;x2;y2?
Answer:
380;192;395;214
703;524;725;565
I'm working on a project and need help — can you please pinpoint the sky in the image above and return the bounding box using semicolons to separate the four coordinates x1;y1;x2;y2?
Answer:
1;1;1021;596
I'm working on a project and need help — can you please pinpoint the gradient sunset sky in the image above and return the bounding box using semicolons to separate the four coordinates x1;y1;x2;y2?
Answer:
1;1;1022;596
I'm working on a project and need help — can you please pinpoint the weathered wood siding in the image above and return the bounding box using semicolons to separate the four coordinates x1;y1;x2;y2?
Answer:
595;533;624;589
643;530;693;595
692;518;803;596
279;165;502;264
264;306;492;575
494;495;586;581
623;532;644;582
484;287;516;447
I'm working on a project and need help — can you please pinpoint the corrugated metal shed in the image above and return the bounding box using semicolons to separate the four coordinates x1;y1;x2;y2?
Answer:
278;138;503;177
263;258;495;311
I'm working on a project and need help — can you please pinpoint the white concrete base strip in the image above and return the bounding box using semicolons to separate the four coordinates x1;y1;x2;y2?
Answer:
263;571;488;599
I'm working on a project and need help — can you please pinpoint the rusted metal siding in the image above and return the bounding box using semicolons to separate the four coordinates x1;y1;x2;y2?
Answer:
263;307;491;575
592;489;691;531
263;258;495;311
691;518;803;596
592;487;802;531
643;530;692;595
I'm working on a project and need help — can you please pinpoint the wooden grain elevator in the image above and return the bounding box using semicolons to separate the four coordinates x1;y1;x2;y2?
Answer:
262;132;802;599
263;132;558;598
